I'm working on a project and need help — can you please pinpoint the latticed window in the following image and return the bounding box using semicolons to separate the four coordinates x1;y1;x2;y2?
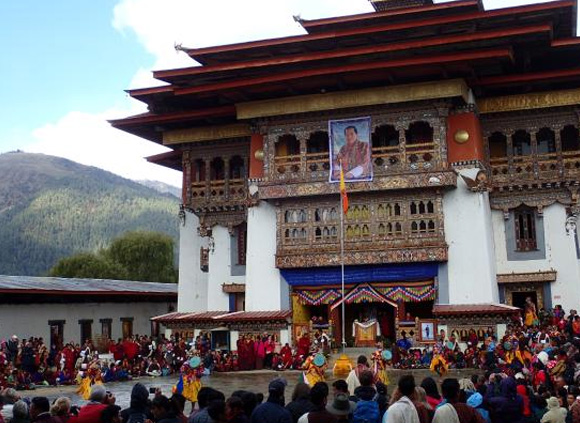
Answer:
237;224;247;265
514;207;537;251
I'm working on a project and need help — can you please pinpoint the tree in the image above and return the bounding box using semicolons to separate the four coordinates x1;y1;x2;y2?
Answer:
105;231;177;283
49;252;128;280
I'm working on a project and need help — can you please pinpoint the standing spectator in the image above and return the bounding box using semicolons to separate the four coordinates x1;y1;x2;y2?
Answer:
297;382;337;423
432;378;484;423
250;379;291;423
326;393;354;423
486;377;523;423
50;397;72;423
384;375;420;423
541;397;566;423
29;397;59;423
11;400;30;423
285;383;314;423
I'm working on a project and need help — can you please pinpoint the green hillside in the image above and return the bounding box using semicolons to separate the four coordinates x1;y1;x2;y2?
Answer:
0;151;180;276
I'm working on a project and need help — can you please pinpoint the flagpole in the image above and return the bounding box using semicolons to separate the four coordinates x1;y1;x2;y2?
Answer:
340;174;346;354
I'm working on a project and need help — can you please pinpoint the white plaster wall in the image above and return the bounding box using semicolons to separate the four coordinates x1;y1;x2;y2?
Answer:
230;331;239;351
0;302;174;344
207;226;245;311
245;201;286;311
493;203;580;311
443;168;498;304
178;211;208;312
279;329;290;346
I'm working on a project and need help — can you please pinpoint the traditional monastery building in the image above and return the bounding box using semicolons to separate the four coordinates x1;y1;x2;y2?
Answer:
0;276;176;349
113;0;580;348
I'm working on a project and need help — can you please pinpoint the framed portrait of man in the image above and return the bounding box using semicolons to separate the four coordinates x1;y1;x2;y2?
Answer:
328;117;373;183
419;320;437;343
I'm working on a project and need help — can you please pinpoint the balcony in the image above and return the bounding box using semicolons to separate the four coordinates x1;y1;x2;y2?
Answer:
267;121;441;186
488;125;580;187
185;154;249;212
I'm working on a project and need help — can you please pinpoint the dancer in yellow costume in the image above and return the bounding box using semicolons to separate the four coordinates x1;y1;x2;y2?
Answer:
76;361;104;400
371;349;391;386
430;347;448;377
173;357;204;403
302;353;326;387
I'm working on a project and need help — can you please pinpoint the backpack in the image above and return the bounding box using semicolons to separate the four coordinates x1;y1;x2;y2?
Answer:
353;400;380;423
126;412;147;423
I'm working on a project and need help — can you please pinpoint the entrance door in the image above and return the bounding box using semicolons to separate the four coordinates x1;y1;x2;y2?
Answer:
49;321;64;351
512;291;538;311
344;303;395;346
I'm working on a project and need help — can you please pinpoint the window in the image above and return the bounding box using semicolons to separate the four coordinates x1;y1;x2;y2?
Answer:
100;319;112;340
514;207;537;251
536;128;556;154
79;320;93;344
237;224;247;265
561;125;580;152
512;130;532;156
49;320;65;351
489;132;507;158
121;318;133;339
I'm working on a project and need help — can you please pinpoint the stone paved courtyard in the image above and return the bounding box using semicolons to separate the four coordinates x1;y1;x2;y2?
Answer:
29;368;481;411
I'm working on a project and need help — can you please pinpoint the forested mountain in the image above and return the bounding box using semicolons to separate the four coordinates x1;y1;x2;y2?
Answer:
0;151;180;276
136;180;180;198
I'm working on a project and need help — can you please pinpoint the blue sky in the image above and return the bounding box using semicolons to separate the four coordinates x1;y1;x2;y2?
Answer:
0;0;150;150
0;0;573;186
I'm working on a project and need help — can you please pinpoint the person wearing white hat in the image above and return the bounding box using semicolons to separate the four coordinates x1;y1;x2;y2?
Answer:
540;397;566;423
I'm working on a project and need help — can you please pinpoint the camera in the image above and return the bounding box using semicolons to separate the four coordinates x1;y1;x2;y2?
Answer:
149;387;156;394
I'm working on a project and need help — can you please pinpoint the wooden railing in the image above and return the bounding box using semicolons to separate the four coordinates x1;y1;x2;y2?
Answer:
490;150;580;184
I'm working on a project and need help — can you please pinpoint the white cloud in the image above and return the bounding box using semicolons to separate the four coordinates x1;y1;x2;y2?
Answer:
27;109;182;187
112;0;373;88
22;0;373;184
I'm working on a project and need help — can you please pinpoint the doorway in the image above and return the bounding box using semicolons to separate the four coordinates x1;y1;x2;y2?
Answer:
49;320;64;351
512;291;538;311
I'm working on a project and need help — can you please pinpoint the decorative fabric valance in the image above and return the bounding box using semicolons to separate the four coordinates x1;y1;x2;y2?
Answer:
282;263;438;286
294;281;436;306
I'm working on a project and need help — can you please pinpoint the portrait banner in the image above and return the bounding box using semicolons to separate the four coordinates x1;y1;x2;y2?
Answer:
328;117;373;183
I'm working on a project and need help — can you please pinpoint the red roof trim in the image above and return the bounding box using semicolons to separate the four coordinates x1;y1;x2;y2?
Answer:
146;150;181;162
185;1;572;59
552;37;580;47
109;105;236;127
174;48;513;96
475;67;580;86
300;0;478;29
126;86;173;97
155;24;549;81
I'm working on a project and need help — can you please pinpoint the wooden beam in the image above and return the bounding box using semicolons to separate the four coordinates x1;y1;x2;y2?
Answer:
175;48;512;96
478;88;580;113
475;67;580;87
236;79;469;119
163;123;252;145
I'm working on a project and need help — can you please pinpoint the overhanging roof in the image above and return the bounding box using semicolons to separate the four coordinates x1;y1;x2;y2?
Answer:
0;275;177;296
433;303;520;316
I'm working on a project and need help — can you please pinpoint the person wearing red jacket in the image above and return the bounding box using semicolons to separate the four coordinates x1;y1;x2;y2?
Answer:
69;385;115;423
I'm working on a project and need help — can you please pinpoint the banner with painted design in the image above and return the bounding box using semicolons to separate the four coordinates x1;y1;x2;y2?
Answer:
328;116;373;183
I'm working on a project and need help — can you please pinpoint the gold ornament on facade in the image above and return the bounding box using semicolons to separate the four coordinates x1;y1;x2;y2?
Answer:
254;149;265;161
454;129;469;144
